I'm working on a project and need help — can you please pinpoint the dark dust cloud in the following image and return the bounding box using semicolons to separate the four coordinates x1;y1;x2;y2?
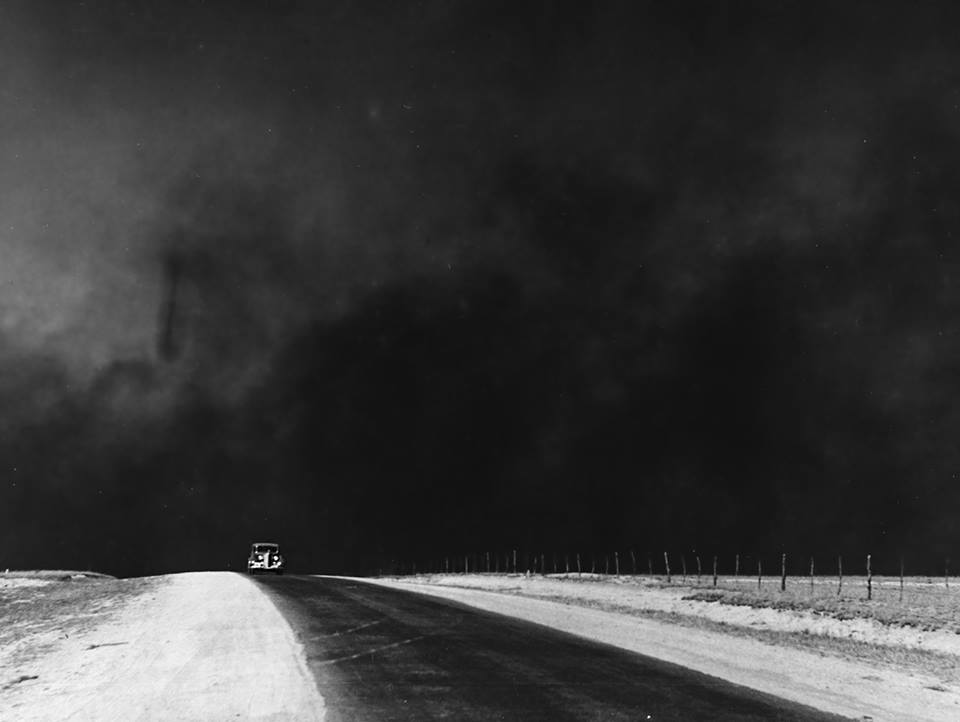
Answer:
3;1;960;576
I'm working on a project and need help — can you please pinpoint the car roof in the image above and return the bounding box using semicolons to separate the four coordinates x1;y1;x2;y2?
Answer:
251;542;279;546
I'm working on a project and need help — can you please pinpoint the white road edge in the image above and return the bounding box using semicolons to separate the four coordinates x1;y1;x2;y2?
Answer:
1;572;325;722
357;576;960;722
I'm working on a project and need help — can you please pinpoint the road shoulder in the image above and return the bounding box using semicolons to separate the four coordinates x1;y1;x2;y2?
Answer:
0;572;325;721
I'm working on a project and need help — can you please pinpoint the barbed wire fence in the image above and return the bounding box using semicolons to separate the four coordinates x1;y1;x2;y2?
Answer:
379;550;960;604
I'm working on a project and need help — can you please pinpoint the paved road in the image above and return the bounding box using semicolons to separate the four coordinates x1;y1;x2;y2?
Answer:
256;575;844;721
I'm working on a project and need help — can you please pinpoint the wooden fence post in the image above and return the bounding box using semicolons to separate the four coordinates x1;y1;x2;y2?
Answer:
837;555;843;596
615;551;620;577
758;559;763;590
735;553;740;580
899;557;904;603
513;549;517;574
681;555;687;583
781;553;787;592
631;549;637;575
809;557;814;594
664;551;672;583
712;555;718;587
866;554;872;600
647;555;654;576
696;555;702;584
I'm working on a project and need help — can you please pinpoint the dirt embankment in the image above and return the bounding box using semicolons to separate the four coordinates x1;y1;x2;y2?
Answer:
364;573;960;722
0;572;324;721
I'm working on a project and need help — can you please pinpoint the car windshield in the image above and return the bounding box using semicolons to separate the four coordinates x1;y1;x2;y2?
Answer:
253;545;278;553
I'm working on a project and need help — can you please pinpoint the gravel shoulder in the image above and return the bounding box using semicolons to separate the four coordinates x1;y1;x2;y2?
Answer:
0;571;325;721
361;573;960;722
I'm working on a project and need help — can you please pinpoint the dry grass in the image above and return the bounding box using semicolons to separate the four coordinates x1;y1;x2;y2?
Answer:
0;573;160;672
482;572;960;631
679;575;960;631
544;584;960;684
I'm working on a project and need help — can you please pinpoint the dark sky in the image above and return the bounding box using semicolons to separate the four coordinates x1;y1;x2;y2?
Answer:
4;1;960;576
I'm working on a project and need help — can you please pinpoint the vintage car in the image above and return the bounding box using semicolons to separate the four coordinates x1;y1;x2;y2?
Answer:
247;542;284;575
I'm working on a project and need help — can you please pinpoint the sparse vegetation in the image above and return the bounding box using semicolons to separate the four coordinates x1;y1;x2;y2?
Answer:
679;576;960;632
385;551;960;633
0;573;158;671
1;570;115;580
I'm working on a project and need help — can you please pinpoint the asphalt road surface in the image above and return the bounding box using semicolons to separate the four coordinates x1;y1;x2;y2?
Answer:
257;575;845;721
